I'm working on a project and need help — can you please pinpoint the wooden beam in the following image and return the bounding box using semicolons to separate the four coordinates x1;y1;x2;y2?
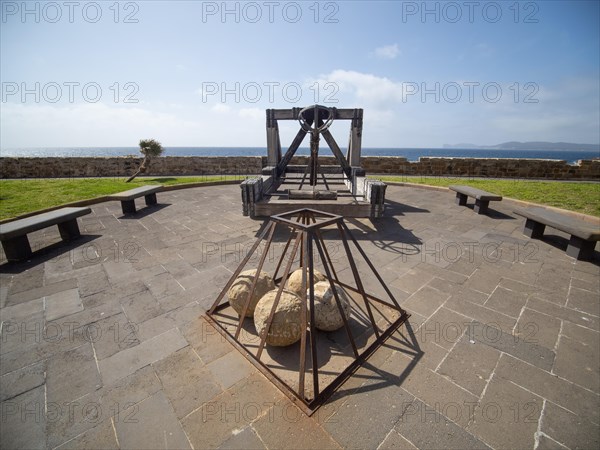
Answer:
276;127;308;176
321;128;352;179
271;108;362;121
347;108;363;166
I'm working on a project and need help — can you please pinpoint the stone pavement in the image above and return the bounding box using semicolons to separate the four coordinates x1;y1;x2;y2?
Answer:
0;184;598;449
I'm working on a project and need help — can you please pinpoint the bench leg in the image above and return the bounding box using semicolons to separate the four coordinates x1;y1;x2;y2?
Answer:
455;192;467;206
145;193;157;206
566;236;596;260
121;199;136;214
474;199;489;214
58;219;81;241
523;219;545;239
1;235;32;262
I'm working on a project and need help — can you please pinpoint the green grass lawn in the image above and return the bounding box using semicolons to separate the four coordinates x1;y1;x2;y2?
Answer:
1;175;599;220
0;176;240;220
377;176;600;217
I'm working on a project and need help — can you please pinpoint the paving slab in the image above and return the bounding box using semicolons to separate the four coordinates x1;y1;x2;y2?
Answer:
540;401;600;449
470;320;555;371
45;288;83;321
182;316;234;364
253;403;342;449
468;374;543;449
484;286;528;318
527;295;600;331
98;328;187;385
5;265;44;296
495;354;600;423
0;317;89;375
378;430;420;449
320;375;415;449
437;334;501;397
6;277;77;307
206;348;257;390
182;372;286;449
381;351;479;429
393;398;491;450
420;306;471;350
567;286;600;317
154;346;223;419
0;359;45;402
0;310;46;356
402;286;450;318
514;307;561;350
0;297;44;322
46;342;102;404
218;425;266;449
553;334;600;392
114;390;191;449
91;311;140;360
54;418;119;450
0;183;598;450
0;384;46;450
445;296;517;335
119;288;165;324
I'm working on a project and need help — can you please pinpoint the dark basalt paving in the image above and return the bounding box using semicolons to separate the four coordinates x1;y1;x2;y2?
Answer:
0;184;598;449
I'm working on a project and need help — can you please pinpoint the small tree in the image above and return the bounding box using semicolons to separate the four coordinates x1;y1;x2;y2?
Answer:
126;138;164;183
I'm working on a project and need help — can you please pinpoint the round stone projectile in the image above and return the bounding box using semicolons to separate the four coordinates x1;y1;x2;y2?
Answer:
254;289;304;346
227;269;275;318
287;268;326;295
311;281;352;331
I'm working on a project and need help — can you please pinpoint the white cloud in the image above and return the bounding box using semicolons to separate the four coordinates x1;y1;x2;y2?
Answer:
0;102;271;147
1;103;201;147
211;104;231;113
374;44;400;60
239;108;263;120
3;74;598;149
314;70;407;107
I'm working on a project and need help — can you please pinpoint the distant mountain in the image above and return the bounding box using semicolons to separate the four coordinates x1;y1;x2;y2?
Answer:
443;141;600;151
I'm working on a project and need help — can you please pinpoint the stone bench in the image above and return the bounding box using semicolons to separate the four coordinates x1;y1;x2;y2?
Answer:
0;207;91;262
514;207;600;260
108;185;162;214
449;185;502;214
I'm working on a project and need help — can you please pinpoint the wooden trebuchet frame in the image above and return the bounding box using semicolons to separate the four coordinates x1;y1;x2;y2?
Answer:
240;106;387;218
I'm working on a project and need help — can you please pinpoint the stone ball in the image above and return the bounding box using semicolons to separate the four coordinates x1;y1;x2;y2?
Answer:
287;268;326;295
310;281;352;332
227;269;275;318
254;289;304;346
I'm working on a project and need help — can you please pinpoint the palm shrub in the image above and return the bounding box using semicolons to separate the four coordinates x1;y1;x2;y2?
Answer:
126;138;164;182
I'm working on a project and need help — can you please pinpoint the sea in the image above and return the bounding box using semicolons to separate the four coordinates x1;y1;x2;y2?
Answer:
1;147;599;164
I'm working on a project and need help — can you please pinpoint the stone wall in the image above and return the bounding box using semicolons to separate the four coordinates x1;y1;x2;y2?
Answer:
1;156;599;180
0;156;263;178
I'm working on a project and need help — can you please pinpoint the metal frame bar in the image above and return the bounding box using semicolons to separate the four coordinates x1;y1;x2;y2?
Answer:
204;209;409;415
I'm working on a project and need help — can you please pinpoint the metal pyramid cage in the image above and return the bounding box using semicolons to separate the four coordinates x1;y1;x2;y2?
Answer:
205;208;409;415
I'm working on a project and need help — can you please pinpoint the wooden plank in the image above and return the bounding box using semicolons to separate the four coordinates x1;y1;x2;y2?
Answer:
347;108;363;166
284;165;344;174
276;128;308;176
271;108;362;121
288;190;338;200
321;129;352;179
254;200;371;217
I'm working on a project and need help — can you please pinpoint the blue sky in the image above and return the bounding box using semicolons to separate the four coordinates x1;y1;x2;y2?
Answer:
1;0;599;149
